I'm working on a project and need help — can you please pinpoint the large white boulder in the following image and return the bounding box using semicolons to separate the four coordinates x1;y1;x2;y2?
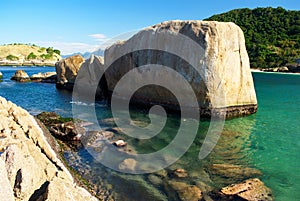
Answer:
104;20;257;118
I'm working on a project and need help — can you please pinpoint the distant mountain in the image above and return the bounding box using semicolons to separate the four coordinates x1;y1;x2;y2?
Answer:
205;7;300;68
62;48;104;59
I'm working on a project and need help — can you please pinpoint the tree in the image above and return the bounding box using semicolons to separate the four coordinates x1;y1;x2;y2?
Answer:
205;7;300;68
6;54;19;61
27;52;37;60
53;49;61;55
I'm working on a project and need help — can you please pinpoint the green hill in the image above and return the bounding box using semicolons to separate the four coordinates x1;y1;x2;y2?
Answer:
205;7;300;68
0;44;61;66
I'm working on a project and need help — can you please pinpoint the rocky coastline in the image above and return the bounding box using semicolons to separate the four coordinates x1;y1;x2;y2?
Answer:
0;95;274;200
34;110;274;201
8;70;57;83
0;96;98;201
252;63;300;73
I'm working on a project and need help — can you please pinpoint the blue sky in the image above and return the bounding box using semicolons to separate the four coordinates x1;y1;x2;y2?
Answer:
1;0;299;54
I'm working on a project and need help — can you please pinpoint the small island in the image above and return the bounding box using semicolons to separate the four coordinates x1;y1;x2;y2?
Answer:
0;43;62;66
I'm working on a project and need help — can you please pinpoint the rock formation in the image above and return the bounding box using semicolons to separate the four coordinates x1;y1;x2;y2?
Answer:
30;72;56;82
0;97;97;201
167;180;202;201
73;55;106;98
104;20;257;118
55;54;85;90
10;70;31;82
221;178;273;200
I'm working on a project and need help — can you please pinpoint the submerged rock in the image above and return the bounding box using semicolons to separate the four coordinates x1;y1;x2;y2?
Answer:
55;54;85;90
221;178;273;201
111;174;168;201
0;96;97;201
118;158;137;172
11;70;30;82
167;180;202;201
209;163;262;183
104;20;257;118
173;168;188;178
148;174;163;186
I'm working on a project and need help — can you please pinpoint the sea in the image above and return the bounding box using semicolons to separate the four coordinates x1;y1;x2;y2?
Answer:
0;66;299;201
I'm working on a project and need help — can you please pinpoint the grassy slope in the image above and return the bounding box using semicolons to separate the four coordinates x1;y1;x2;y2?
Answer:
0;44;61;61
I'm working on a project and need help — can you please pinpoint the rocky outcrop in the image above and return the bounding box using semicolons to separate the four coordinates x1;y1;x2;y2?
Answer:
287;65;300;73
10;70;57;83
0;97;98;201
104;20;257;118
260;63;300;73
55;54;85;90
30;72;56;82
49;121;84;141
73;55;106;98
0;71;2;79
10;70;30;82
221;178;273;201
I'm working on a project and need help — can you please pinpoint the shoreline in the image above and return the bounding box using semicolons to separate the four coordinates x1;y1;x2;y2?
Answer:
251;69;300;75
0;64;56;67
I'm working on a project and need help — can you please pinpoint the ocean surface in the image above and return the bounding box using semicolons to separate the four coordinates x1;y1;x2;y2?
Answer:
0;66;299;201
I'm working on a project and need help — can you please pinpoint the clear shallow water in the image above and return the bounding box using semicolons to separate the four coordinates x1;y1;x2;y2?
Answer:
0;67;299;200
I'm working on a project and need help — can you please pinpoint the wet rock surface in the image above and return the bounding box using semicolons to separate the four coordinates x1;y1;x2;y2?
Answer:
37;112;84;142
167;180;202;201
221;178;273;201
50;121;84;141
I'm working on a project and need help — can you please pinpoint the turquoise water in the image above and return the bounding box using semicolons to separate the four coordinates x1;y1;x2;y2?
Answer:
0;67;299;200
250;72;300;201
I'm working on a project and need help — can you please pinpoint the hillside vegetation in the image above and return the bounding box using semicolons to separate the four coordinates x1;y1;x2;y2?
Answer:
0;44;61;63
205;7;300;68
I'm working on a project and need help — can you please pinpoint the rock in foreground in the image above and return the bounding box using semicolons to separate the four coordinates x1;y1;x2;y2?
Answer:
0;97;97;201
104;20;257;118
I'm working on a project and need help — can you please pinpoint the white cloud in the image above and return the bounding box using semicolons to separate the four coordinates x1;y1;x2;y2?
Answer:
33;31;138;55
88;33;108;42
34;41;100;55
